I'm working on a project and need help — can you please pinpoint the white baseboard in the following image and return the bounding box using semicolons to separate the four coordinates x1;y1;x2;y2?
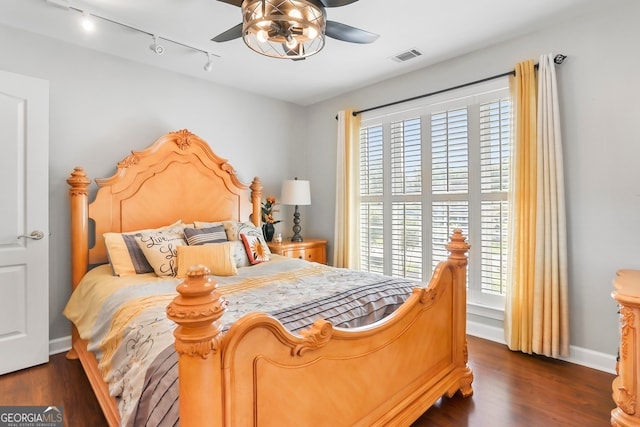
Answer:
561;344;617;375
467;320;617;374
49;335;71;355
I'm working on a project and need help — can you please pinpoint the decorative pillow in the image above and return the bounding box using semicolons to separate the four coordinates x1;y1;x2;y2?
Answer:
230;241;251;268
134;228;187;277
193;220;223;229
183;225;227;246
176;242;238;278
224;221;270;249
103;221;182;276
240;233;270;264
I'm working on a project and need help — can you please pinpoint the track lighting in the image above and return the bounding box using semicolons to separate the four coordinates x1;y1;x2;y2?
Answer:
203;53;213;72
46;0;70;9
149;35;164;55
81;11;95;32
44;2;221;71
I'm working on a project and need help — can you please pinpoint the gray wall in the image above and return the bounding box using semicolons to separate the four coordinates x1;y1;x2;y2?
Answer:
0;24;304;342
303;0;640;357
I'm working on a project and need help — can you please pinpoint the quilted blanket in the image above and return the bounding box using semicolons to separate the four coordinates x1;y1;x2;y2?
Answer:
64;256;418;426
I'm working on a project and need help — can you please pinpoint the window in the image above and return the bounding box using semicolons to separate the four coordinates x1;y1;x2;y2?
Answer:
359;81;511;309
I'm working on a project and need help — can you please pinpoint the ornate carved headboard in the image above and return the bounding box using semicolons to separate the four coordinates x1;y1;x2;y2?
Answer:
67;129;263;288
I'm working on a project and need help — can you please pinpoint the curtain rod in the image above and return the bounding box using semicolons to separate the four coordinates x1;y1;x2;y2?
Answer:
345;54;567;118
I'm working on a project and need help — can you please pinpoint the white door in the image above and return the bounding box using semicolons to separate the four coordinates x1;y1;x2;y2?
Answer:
0;70;49;375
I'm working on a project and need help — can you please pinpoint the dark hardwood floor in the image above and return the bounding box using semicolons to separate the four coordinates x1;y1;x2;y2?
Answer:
0;336;615;426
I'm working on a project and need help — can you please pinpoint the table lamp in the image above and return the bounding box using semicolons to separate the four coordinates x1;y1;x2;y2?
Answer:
280;177;311;242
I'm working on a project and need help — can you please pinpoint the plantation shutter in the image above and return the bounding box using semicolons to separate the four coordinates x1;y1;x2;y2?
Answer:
360;125;384;274
357;80;511;309
479;99;511;295
431;108;470;268
390;118;422;280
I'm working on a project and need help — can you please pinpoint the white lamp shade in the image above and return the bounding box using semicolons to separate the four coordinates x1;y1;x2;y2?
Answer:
281;179;311;206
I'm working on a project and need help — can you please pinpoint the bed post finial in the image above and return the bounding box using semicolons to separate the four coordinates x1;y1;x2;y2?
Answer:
446;229;470;267
167;265;227;427
250;177;263;227
167;265;228;357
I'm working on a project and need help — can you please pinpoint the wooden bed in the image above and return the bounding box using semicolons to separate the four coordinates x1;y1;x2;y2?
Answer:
66;129;473;426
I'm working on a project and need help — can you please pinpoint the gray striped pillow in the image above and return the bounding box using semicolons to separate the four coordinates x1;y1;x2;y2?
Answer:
184;225;227;246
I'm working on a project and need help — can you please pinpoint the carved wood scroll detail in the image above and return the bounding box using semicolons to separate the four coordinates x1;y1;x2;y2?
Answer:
419;288;438;306
117;153;140;169
620;307;635;363
616;306;637;415
167;265;228;359
171;129;194;150
291;320;333;357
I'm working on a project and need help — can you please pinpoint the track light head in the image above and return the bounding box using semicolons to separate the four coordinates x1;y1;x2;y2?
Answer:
150;35;164;55
203;53;213;72
81;11;95;32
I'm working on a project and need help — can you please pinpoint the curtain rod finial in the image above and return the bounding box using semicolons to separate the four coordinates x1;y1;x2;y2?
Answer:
554;54;567;65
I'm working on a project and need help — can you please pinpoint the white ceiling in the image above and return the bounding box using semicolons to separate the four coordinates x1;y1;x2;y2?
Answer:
1;0;601;105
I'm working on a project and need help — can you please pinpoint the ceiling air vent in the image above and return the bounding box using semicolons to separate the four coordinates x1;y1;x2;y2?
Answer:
391;48;423;63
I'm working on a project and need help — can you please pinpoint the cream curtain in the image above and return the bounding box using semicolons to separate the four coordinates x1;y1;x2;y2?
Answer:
505;54;569;358
333;109;361;268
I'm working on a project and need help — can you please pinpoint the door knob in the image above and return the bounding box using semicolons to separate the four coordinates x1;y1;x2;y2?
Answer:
17;230;45;240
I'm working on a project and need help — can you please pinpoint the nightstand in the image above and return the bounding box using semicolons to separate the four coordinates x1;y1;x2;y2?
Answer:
267;239;327;264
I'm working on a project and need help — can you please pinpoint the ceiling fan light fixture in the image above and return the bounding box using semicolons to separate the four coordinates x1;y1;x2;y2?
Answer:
285;34;298;49
242;0;325;59
288;9;303;19
256;29;269;43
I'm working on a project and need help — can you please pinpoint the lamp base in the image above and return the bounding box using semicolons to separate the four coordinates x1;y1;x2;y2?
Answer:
290;205;303;242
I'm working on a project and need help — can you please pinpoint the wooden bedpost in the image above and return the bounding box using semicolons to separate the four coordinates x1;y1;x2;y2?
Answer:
67;167;91;289
66;167;91;360
167;265;228;427
446;229;473;397
250;176;263;227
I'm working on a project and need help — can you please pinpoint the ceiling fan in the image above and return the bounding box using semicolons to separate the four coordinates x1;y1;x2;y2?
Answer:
212;0;379;60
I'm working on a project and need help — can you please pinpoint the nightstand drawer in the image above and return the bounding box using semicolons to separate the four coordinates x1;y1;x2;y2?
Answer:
283;247;325;264
267;239;327;265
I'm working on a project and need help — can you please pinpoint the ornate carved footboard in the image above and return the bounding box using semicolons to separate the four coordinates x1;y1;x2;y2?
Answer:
168;230;473;427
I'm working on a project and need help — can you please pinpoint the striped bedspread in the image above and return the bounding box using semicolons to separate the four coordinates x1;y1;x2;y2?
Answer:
64;256;419;427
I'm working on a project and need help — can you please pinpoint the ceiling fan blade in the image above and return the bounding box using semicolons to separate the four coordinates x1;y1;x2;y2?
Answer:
212;23;244;42
325;21;379;44
216;0;243;7
319;0;360;7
